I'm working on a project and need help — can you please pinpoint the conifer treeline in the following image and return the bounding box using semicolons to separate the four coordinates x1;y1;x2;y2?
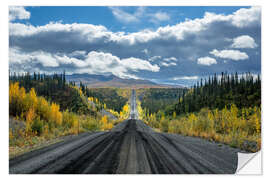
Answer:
9;71;128;114
170;72;261;115
82;87;129;113
138;88;188;115
9;71;94;115
9;71;70;96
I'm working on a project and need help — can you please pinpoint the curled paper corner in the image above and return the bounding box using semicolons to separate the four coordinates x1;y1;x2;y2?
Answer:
236;151;261;174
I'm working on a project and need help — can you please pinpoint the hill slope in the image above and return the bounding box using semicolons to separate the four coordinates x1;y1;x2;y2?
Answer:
66;74;182;88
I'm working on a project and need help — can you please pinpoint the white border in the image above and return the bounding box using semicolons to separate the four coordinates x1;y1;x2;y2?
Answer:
1;0;269;179
5;0;266;6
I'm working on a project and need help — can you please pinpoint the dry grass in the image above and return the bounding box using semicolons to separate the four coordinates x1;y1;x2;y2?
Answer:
144;105;261;152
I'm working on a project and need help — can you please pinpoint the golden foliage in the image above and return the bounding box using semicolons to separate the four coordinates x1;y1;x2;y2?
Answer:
9;82;26;116
50;103;62;126
9;82;63;133
173;111;176;119
101;115;114;130
26;108;35;134
102;115;108;124
146;104;261;152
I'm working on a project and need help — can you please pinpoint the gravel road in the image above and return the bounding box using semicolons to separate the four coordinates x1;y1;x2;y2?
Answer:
9;119;240;174
9;90;241;174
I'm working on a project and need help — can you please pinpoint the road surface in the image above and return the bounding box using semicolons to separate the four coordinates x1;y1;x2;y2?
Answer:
129;89;139;119
9;90;241;174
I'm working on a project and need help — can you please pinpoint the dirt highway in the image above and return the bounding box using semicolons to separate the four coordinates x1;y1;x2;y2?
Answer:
9;90;241;174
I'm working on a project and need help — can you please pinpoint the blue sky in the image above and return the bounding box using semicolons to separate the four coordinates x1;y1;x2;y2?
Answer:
19;6;248;32
9;6;261;86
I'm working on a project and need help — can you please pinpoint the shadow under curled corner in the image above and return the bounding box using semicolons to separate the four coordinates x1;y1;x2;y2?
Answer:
236;151;261;174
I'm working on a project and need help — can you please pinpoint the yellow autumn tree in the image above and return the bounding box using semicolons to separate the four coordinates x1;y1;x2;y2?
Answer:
25;108;35;134
36;96;50;121
50;103;62;126
173;112;177;119
207;110;215;133
255;107;261;134
101;115;113;130
159;114;169;132
188;113;197;133
23;88;38;114
9;82;26;116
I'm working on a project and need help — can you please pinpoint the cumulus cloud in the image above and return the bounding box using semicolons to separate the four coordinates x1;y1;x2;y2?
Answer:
9;6;30;21
231;6;261;28
210;49;249;60
9;6;261;79
10;48;59;67
10;6;261;49
197;57;217;66
9;48;160;79
231;35;257;48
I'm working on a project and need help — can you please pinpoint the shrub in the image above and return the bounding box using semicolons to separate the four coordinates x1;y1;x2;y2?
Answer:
82;118;100;131
50;103;62;126
62;110;78;128
159;116;169;132
31;116;43;135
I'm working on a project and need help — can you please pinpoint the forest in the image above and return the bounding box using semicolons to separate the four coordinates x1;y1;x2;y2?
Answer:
9;72;95;115
80;85;130;113
9;71;261;154
137;88;188;115
138;72;261;152
9;72;130;157
170;72;261;115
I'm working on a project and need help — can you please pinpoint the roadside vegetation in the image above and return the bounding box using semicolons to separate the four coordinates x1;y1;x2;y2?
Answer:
137;88;187;115
138;72;261;152
80;85;130;113
9;72;130;157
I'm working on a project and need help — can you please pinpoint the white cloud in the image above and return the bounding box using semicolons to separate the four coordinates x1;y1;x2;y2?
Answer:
149;12;170;23
109;7;170;24
9;6;261;77
160;62;177;67
9;7;261;46
9;48;160;79
109;7;140;23
210;49;249;60
9;48;59;67
172;76;199;80
197;57;217;66
69;50;86;56
9;6;30;21
164;57;177;62
142;49;149;54
121;57;160;72
231;6;261;28
149;56;162;62
231;35;258;48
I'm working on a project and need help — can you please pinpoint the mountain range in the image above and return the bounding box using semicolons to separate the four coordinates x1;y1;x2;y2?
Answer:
66;74;182;88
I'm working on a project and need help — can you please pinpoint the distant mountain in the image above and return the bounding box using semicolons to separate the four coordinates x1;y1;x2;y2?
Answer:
66;73;183;88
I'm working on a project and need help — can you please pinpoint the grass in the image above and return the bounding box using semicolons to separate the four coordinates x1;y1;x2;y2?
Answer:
9;113;117;158
142;105;261;152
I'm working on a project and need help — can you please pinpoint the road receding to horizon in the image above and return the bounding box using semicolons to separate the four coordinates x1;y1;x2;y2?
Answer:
9;90;241;174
